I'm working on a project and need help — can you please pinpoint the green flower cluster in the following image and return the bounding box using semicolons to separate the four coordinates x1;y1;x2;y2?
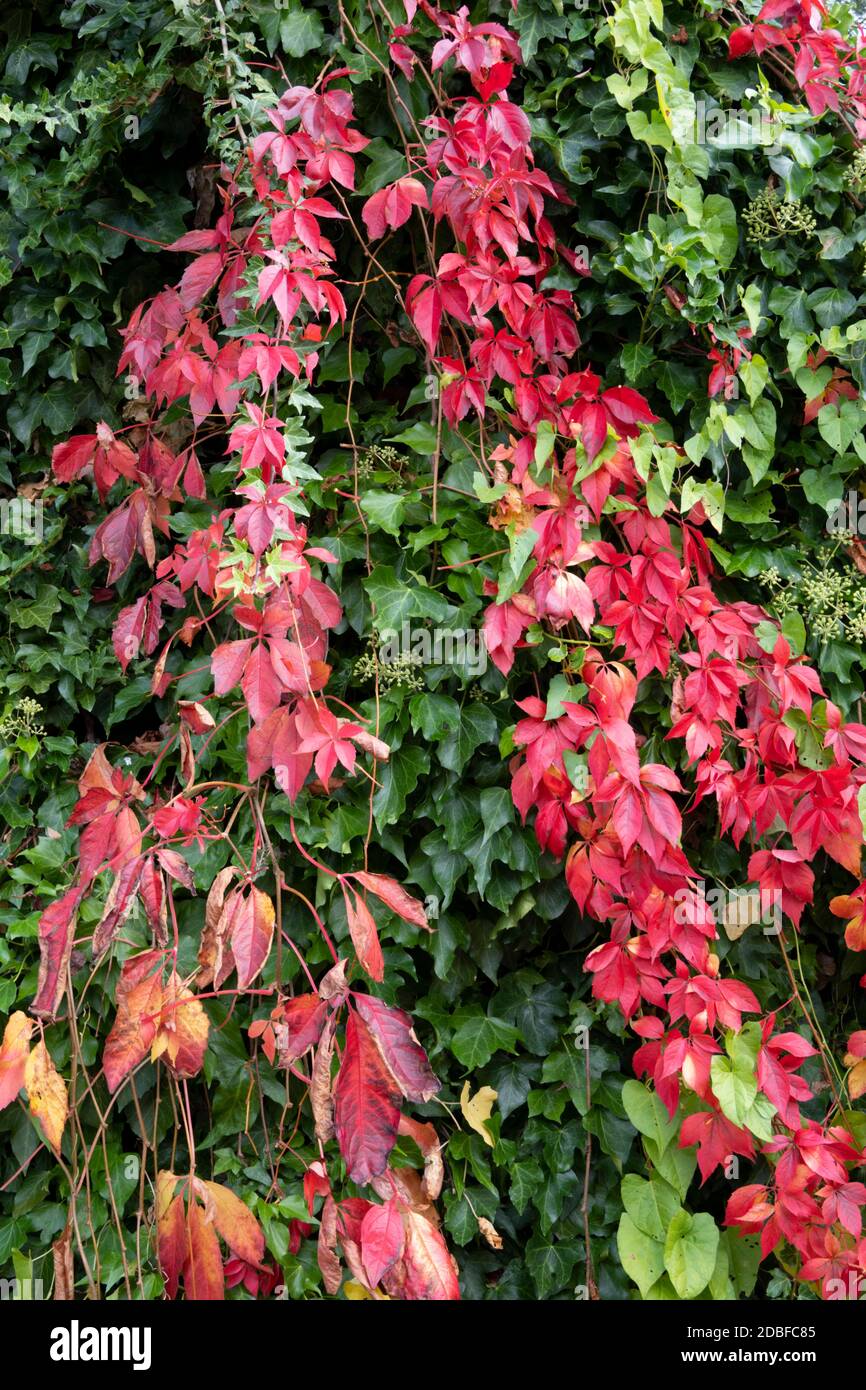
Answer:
762;555;866;644
847;148;866;188
743;189;817;243
356;443;403;481
0;697;46;744
353;638;425;691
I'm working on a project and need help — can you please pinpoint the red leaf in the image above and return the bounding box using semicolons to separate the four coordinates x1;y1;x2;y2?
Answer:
362;178;428;240
387;1209;460;1300
276;994;328;1063
360;1198;405;1287
178;251;225;312
211;638;253;696
230;887;275;989
351;872;430;931
32;886;83;1020
333;1012;401;1184
242;642;282;724
352;992;440;1101
157;1175;185;1299
406;275;442;356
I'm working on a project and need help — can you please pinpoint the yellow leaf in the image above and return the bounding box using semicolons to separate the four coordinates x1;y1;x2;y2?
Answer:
460;1081;498;1147
24;1040;68;1155
344;1280;372;1300
848;1058;866;1101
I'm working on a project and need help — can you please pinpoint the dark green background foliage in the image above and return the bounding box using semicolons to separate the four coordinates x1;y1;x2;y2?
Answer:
0;0;864;1300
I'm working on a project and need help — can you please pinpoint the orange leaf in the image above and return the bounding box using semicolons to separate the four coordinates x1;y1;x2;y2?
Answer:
156;971;209;1078
184;1199;225;1301
24;1039;68;1155
196;1180;265;1267
103;951;164;1092
344;886;384;981
0;1011;34;1109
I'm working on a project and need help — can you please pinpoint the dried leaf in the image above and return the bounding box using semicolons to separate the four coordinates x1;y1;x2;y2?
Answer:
197;868;237;987
52;1221;74;1300
477;1217;503;1250
397;1114;444;1202
317;1194;343;1295
310;1012;337;1144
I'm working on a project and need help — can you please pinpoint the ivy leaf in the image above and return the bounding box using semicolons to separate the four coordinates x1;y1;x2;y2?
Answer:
451;1011;520;1068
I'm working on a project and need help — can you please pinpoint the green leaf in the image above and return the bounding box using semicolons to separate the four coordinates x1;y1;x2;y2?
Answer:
664;1210;720;1300
451;1011;520;1068
621;1079;678;1153
621;1174;683;1242
617;1213;665;1297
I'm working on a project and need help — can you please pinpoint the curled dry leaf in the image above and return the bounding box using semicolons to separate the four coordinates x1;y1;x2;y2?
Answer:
197;866;237;987
477;1217;503;1251
318;957;349;1002
24;1039;68;1155
317;1194;343;1296
310;1011;337;1144
52;1221;74;1300
397;1114;444;1202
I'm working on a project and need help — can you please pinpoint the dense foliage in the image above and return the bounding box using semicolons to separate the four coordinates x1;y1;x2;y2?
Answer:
4;0;866;1303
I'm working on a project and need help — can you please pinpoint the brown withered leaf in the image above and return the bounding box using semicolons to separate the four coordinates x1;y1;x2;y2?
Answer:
477;1217;503;1250
52;1221;74;1299
310;1012;337;1145
317;1194;343;1295
318;958;349;1002
397;1114;444;1202
197;867;237;987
